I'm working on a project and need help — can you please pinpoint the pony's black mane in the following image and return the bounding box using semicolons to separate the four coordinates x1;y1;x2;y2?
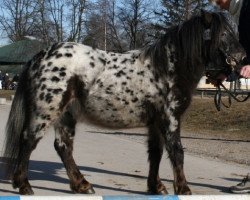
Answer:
143;11;236;80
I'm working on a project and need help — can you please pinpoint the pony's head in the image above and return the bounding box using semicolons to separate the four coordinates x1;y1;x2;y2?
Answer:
200;10;246;79
142;10;245;83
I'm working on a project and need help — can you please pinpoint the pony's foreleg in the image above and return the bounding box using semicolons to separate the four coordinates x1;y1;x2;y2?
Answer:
12;134;42;195
54;111;95;194
164;119;191;195
147;123;168;195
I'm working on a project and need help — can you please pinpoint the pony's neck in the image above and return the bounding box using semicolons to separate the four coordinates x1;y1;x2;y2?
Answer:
169;25;206;85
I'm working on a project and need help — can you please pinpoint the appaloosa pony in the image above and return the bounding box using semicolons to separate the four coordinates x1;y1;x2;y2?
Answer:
2;10;245;195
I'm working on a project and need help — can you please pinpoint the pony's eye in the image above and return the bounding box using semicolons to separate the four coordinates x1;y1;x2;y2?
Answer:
221;32;227;38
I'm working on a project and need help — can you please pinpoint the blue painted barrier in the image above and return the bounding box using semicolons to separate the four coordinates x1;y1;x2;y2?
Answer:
0;197;20;200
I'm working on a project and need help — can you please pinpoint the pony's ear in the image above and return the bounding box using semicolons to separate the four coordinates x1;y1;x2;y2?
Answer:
201;10;213;27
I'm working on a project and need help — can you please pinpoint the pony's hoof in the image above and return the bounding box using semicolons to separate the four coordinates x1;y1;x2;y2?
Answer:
159;188;168;195
184;190;192;195
181;186;192;195
148;184;168;195
174;184;192;195
83;186;95;194
19;185;34;195
13;180;34;195
148;189;168;195
77;186;95;194
72;183;95;194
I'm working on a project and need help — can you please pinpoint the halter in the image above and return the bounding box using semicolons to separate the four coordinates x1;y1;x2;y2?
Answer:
203;29;250;111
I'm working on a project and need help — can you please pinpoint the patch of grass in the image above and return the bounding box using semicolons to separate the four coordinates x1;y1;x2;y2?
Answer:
182;97;250;140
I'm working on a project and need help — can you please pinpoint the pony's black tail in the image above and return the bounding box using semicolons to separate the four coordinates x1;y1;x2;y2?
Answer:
2;62;31;179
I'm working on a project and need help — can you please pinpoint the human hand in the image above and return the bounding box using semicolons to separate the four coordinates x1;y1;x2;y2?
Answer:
239;65;250;78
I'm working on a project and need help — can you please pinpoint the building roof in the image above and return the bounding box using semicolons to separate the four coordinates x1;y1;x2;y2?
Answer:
0;39;46;65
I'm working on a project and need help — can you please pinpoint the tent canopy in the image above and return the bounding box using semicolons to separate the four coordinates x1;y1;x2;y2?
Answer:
0;40;46;65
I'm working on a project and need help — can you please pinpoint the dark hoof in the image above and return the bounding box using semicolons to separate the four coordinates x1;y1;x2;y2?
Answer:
13;180;34;195
19;185;34;195
148;184;168;195
148;189;168;195
159;188;168;195
76;185;95;194
71;182;95;194
184;190;192;195
174;183;192;195
83;186;95;194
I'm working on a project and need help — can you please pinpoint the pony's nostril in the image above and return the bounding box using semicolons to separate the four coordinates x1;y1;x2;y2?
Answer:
241;56;247;61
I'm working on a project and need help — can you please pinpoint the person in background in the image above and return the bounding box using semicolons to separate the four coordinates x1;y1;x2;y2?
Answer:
0;71;2;89
3;73;10;90
11;74;19;90
12;74;19;83
209;0;250;194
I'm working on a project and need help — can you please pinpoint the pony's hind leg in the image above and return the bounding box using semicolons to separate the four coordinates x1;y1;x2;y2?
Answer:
12;128;46;194
54;111;95;194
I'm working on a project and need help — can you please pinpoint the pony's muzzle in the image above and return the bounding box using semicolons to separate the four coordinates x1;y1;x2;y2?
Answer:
226;56;237;67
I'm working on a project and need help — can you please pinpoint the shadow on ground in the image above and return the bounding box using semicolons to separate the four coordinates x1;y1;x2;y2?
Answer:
0;158;235;195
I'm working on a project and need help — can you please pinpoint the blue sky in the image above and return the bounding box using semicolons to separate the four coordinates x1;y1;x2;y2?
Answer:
0;7;9;46
0;36;9;46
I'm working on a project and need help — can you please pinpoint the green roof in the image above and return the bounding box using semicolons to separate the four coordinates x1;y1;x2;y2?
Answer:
0;40;47;65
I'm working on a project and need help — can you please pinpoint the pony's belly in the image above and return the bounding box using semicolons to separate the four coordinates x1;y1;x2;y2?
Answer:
82;110;145;128
83;97;146;128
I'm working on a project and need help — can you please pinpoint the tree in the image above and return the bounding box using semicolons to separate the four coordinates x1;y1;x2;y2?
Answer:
66;0;87;42
33;0;55;45
106;0;125;52
47;0;65;42
84;0;125;51
118;0;155;50
84;11;104;49
0;0;159;48
0;0;38;42
156;0;210;28
0;0;68;44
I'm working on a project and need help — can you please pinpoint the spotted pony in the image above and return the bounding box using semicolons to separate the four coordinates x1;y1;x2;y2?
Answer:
2;10;245;195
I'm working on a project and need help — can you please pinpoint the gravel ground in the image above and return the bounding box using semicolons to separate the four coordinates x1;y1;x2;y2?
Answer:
84;126;250;167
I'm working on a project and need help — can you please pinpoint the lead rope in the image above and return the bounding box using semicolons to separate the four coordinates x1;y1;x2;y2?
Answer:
214;81;250;111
